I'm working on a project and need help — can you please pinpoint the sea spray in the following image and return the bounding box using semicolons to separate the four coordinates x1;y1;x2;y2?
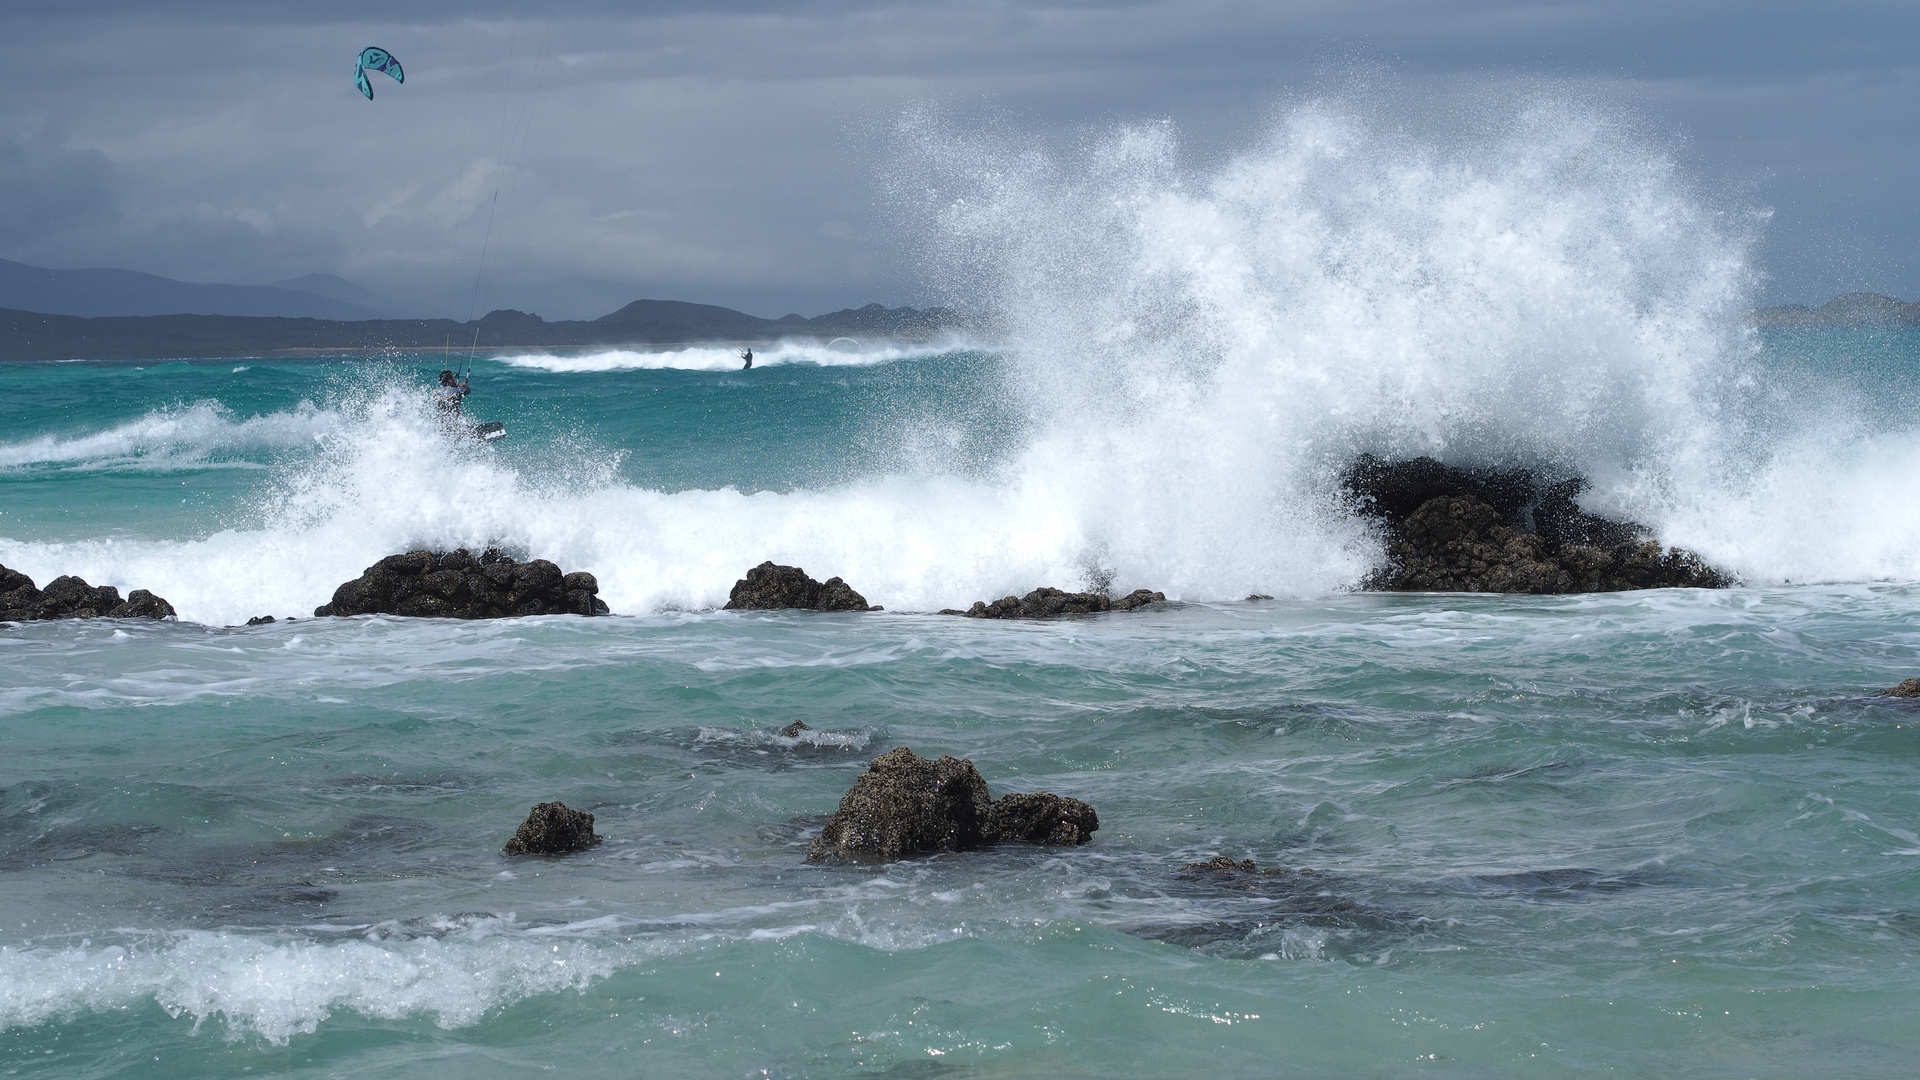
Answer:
896;97;1765;578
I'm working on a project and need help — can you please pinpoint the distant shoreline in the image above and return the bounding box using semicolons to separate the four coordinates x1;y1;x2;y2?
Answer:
0;298;962;363
3;291;1914;362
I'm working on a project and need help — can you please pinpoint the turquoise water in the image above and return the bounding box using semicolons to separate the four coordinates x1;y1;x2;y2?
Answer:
2;330;1919;1077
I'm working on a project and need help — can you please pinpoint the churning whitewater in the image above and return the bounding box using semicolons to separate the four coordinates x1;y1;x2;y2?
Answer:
5;96;1920;1079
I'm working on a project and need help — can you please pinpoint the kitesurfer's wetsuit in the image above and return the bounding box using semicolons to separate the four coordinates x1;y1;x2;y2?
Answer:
433;372;469;416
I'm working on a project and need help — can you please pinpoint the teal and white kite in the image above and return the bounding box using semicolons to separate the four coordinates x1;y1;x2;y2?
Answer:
354;47;403;100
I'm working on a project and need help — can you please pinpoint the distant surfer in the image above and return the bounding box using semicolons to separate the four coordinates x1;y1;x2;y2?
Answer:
740;348;753;370
433;370;469;416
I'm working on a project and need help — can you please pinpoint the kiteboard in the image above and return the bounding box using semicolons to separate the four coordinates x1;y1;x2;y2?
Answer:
470;421;506;443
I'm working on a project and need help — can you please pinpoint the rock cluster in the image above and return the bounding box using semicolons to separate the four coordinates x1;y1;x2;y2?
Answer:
314;549;609;618
502;801;601;855
723;561;877;611
806;746;1099;863
0;565;175;621
1343;456;1731;593
942;587;1165;618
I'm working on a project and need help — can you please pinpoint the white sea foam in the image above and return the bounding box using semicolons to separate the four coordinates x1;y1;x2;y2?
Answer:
492;337;958;373
0;897;990;1043
4;95;1918;621
0;918;630;1044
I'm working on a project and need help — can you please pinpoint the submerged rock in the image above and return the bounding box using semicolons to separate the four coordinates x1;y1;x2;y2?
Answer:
1879;678;1920;698
1131;857;1398;957
942;587;1165;618
0;564;175;622
806;746;1099;863
246;615;277;626
1171;856;1336;891
780;720;811;737
723;561;877;611
1343;456;1731;593
502;801;601;855
1179;856;1264;875
314;549;609;618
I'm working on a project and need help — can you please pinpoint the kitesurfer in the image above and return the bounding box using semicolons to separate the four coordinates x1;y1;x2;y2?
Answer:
433;370;469;416
740;348;753;370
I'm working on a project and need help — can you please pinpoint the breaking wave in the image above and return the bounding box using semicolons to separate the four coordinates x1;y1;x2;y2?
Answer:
6;91;1920;622
0;401;335;472
492;338;953;373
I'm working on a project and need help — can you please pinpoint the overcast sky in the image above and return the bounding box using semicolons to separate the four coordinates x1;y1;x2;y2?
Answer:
1;1;1915;319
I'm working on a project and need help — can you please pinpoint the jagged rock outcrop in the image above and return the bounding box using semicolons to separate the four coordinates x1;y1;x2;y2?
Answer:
0;564;175;621
806;746;1099;863
1879;678;1920;699
807;747;991;863
1343;456;1731;593
314;549;609;618
942;587;1165;618
502;801;600;855
722;561;877;611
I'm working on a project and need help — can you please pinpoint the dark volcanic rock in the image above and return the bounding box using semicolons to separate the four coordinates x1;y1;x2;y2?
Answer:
1343;456;1731;593
945;587;1166;618
807;747;992;863
723;561;876;611
0;564;175;621
807;747;1099;863
313;548;610;618
502;801;601;855
986;792;1099;845
246;615;277;626
1879;678;1920;699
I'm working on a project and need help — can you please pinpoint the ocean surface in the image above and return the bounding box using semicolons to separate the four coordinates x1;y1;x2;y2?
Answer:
6;105;1920;1077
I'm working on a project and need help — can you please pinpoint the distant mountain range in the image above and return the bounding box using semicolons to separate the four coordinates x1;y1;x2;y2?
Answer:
1754;292;1920;329
0;258;962;360
0;258;401;320
0;299;960;362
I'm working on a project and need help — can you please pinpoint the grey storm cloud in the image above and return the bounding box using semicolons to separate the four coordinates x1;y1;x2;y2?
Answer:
0;123;120;244
0;1;1915;318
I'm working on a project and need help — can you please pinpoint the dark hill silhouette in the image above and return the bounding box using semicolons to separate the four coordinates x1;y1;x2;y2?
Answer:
1754;292;1920;328
0;258;387;320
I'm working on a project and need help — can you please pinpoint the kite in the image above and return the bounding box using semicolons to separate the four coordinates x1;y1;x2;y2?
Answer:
354;47;404;100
